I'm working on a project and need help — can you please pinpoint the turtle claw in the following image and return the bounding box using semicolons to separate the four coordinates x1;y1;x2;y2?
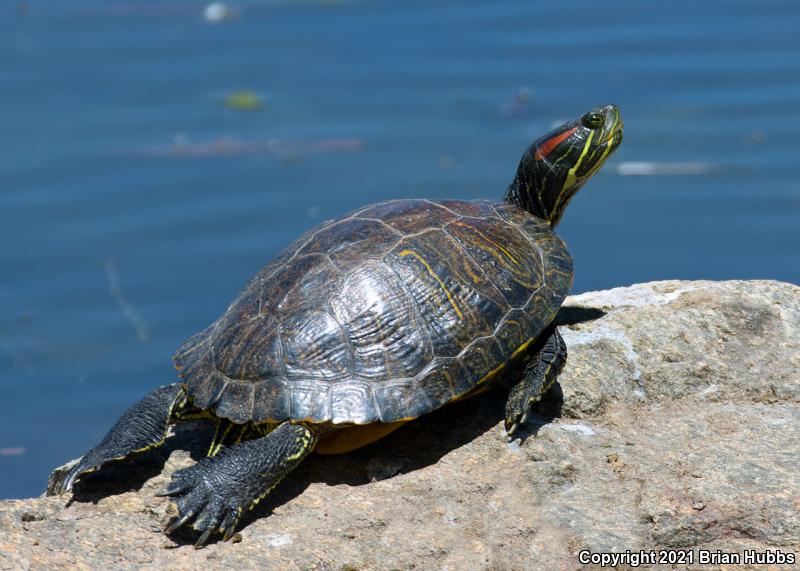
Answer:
60;468;79;495
156;482;188;497
194;528;213;549
504;408;528;439
156;465;195;497
166;512;194;534
505;422;520;438
222;524;236;542
220;510;239;540
55;457;99;496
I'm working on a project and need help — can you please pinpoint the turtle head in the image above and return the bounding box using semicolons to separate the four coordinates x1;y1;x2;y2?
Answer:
505;104;623;227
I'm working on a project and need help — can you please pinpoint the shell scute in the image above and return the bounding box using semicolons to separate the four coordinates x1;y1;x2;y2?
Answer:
275;258;340;316
417;358;470;405
280;310;352;380
299;217;400;264
330;261;433;380
371;379;432;423
384;229;508;358
330;381;379;424
358;199;457;234
259;254;329;316
444;216;544;308
215;380;255;424
288;379;331;422
214;316;282;380
252;378;290;421
458;335;509;388
434;199;497;219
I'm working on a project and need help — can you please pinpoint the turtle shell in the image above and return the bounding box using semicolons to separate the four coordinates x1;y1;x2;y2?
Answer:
174;199;572;425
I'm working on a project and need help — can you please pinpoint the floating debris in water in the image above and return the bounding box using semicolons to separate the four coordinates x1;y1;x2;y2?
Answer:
500;86;535;117
0;447;26;456
105;259;149;342
615;162;726;176
745;129;767;144
203;2;234;23
222;90;265;111
136;137;363;158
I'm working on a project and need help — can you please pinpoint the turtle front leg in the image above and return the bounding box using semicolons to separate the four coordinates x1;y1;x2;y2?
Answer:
52;382;187;495
505;326;567;436
158;421;317;547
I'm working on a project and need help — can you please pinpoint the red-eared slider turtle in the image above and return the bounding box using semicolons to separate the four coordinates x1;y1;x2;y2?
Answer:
53;104;623;546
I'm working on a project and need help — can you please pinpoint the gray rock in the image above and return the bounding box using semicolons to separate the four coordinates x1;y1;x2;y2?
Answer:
1;280;798;570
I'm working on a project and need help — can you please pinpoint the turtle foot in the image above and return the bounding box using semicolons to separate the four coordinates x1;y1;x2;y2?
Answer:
504;327;566;438
160;461;243;548
159;422;316;548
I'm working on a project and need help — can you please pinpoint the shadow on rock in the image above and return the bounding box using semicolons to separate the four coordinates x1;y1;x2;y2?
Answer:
555;305;606;326
239;383;563;535
165;395;518;546
301;379;562;488
61;421;214;506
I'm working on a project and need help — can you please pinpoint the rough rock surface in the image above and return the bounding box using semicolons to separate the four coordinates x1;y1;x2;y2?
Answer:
1;280;798;571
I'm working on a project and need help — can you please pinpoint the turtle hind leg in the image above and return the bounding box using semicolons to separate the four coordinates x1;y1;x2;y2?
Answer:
158;421;317;547
205;418;255;458
51;382;187;495
505;326;567;437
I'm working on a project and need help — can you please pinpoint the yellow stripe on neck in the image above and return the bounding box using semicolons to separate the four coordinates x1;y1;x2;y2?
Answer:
553;129;595;216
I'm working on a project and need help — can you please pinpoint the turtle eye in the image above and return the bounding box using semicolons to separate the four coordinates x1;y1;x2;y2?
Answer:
582;112;605;129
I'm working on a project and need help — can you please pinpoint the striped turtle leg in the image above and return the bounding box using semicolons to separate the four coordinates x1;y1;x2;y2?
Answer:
204;418;262;457
158;421;317;547
504;326;567;436
52;382;188;495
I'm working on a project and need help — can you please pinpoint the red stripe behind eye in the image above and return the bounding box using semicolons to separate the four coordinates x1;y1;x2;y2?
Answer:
534;127;578;160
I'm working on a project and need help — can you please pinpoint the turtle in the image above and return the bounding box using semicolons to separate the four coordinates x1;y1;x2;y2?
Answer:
52;104;623;547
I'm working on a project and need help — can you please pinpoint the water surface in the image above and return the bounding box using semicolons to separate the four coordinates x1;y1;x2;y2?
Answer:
2;0;798;498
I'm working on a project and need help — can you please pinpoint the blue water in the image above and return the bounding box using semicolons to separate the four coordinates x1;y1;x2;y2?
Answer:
1;0;798;498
